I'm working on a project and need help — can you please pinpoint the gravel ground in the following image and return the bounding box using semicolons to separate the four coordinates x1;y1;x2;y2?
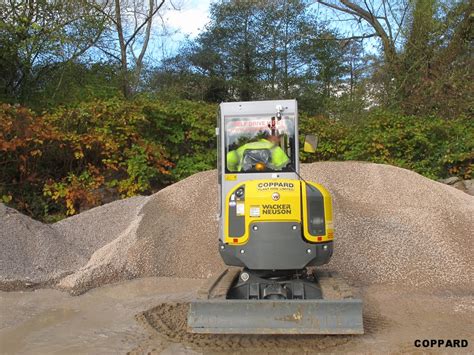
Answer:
1;278;472;354
1;162;473;294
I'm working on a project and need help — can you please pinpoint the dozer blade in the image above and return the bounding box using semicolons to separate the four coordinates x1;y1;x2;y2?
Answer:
188;299;363;334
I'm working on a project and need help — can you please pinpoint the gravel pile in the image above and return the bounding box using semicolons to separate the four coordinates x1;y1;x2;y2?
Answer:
0;204;84;290
1;162;472;294
0;196;148;291
54;196;149;259
300;162;473;289
57;171;219;294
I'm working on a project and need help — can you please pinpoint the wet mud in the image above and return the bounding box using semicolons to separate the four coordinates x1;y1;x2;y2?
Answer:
135;302;351;353
133;284;473;354
1;278;472;354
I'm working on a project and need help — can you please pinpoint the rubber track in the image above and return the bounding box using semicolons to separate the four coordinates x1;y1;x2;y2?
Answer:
316;271;354;300
197;268;240;300
198;268;353;300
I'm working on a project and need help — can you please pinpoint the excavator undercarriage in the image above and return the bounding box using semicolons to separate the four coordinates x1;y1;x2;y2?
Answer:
189;268;363;334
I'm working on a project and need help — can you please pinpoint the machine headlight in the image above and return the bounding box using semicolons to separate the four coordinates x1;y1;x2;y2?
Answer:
311;216;324;227
235;188;244;198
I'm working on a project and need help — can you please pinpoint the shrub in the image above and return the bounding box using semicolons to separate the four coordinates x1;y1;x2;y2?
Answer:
0;101;172;219
137;97;217;180
342;111;473;179
299;113;349;162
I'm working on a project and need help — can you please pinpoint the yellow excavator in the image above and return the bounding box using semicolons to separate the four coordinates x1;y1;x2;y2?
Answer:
188;100;363;334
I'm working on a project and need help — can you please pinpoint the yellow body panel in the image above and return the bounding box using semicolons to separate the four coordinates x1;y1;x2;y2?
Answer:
224;179;334;245
224;179;301;245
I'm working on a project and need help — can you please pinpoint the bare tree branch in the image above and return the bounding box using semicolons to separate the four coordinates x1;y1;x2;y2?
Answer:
96;45;122;62
381;1;393;41
316;0;397;63
83;0;117;25
125;0;165;48
315;0;360;17
389;1;409;42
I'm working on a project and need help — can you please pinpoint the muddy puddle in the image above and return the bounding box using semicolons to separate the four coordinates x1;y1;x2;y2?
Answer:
0;277;202;354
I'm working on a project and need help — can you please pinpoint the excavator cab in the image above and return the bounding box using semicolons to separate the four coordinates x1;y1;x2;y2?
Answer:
188;100;363;334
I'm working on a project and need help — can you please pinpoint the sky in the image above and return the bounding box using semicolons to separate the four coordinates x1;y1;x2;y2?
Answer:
149;0;380;62
146;0;212;61
164;0;213;38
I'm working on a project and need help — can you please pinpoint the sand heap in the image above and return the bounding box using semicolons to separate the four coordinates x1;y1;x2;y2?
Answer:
1;162;472;294
0;197;148;291
300;163;473;289
0;204;84;290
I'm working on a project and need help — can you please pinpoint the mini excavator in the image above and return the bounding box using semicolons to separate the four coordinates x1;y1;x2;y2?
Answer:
188;100;363;334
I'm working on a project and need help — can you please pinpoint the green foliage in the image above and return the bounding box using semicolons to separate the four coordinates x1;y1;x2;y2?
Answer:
137;97;217;180
1;97;471;221
299;113;349;162
395;0;474;118
300;110;473;180
0;100;172;219
0;1;107;104
342;111;473;179
28;63;122;110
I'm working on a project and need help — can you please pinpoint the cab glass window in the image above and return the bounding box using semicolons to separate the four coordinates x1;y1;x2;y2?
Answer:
225;115;296;173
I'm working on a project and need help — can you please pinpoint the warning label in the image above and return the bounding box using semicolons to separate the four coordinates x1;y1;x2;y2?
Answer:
236;203;245;216
262;204;292;215
249;206;260;217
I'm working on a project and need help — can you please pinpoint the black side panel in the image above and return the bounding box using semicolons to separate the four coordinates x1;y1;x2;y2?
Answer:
306;184;325;236
228;204;245;237
228;185;245;238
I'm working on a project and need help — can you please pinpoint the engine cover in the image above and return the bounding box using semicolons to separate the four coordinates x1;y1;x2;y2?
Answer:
221;179;334;270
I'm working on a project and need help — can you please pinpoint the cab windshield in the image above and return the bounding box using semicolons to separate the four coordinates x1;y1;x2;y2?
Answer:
225;115;296;173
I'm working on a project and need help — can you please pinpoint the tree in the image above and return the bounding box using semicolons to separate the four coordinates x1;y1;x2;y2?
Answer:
146;40;230;102
204;0;264;101
259;0;320;98
150;0;348;113
315;0;473;117
0;0;107;103
92;0;166;98
343;40;366;102
398;0;473;116
315;0;406;68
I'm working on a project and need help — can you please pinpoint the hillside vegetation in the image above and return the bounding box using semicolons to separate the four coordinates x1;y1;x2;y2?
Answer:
1;98;472;221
